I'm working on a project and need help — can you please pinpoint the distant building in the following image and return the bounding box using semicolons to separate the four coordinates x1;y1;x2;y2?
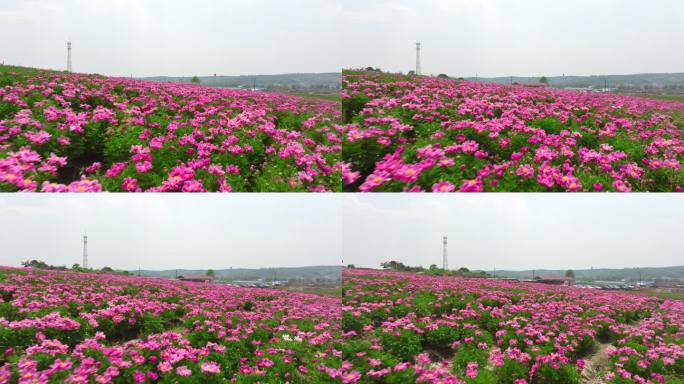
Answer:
178;275;214;283
534;276;574;286
522;83;547;88
653;280;684;289
231;280;284;288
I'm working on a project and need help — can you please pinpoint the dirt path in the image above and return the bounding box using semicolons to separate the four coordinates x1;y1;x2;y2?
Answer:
580;341;613;384
581;323;637;384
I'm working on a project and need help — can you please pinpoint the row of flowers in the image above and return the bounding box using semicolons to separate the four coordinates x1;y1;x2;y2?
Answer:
0;67;343;192
3;67;684;192
0;267;342;383
341;268;683;383
341;70;684;192
1;266;681;383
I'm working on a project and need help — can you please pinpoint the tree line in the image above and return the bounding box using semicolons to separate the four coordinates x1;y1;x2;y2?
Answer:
20;259;132;275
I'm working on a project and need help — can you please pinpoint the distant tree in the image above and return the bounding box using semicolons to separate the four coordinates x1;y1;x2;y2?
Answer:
381;260;409;271
380;261;394;270
457;77;465;81
72;263;80;271
380;260;425;273
437;74;449;79
101;266;113;273
426;267;451;276
458;267;470;273
429;264;438;270
191;76;200;84
21;260;70;270
539;76;549;84
565;269;576;279
21;259;49;269
206;269;215;277
346;264;356;269
407;70;416;76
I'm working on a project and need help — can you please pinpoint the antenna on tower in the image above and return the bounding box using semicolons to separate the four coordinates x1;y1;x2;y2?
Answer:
442;235;448;270
415;42;422;76
67;40;72;73
82;234;88;269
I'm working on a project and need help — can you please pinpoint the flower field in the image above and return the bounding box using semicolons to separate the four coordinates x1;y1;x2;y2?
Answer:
0;66;342;192
3;66;684;193
342;70;684;192
342;268;684;384
0;267;342;383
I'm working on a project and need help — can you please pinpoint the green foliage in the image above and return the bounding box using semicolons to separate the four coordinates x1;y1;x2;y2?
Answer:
0;303;21;321
240;300;255;311
423;325;460;353
0;289;14;303
379;261;490;278
452;344;490;374
573;334;597;358
0;327;37;353
342;312;368;334
342;94;370;123
379;329;422;361
495;359;529;384
533;363;581;384
140;313;165;336
465;369;497;384
21;260;67;270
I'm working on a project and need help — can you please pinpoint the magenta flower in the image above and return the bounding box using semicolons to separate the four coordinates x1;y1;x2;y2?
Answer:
67;177;102;192
432;180;455;192
466;362;478;378
200;362;220;375
341;371;361;383
257;358;274;368
176;366;191;377
135;161;152;173
516;164;535;179
122;178;141;192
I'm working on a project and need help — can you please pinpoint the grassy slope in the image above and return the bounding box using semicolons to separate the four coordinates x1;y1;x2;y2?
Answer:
639;94;684;104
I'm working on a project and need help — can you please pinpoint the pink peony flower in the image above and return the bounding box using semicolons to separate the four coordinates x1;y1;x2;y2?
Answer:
200;361;220;375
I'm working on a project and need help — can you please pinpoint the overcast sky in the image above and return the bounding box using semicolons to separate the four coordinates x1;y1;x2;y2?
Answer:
341;0;684;77
2;1;683;77
0;0;346;77
0;195;342;270
343;194;684;271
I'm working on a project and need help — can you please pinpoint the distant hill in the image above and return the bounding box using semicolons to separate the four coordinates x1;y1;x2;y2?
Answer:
128;265;341;283
481;265;684;282
142;73;341;94
463;73;684;92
